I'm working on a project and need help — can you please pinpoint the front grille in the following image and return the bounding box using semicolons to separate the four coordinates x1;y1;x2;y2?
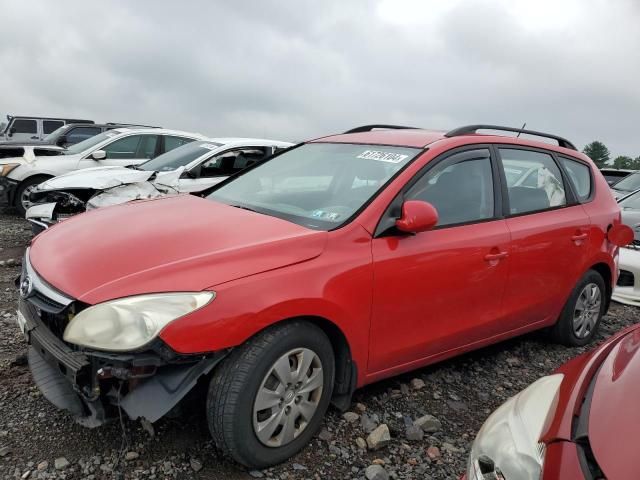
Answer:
617;270;635;287
30;289;66;313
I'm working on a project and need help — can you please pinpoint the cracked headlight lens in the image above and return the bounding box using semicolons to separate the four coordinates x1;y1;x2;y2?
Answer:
63;292;214;351
466;374;564;480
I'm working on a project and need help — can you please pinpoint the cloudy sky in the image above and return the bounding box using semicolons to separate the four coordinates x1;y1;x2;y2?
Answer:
1;0;638;157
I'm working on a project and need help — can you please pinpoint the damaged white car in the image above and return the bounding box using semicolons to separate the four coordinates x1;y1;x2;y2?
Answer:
26;138;293;233
612;189;640;306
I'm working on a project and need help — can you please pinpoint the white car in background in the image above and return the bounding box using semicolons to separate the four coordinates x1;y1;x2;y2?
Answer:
0;127;206;214
612;189;640;306
26;138;293;233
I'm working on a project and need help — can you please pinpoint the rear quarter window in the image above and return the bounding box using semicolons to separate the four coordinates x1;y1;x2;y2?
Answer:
560;157;592;202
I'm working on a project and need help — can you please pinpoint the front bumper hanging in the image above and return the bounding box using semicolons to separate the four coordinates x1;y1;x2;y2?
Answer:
18;297;226;427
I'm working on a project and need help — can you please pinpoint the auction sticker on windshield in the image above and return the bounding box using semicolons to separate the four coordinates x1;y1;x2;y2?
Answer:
357;150;409;163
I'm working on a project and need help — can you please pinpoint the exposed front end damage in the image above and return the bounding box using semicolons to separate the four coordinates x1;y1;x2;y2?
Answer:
17;252;226;427
26;168;183;233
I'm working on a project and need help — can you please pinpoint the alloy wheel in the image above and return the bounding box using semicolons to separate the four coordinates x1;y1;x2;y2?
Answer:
573;282;601;339
253;348;324;447
20;184;37;211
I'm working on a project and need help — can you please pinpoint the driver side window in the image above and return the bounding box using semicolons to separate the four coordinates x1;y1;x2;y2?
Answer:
199;147;269;178
102;135;143;159
405;149;495;227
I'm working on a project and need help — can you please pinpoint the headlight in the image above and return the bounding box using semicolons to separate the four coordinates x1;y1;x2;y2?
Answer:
63;292;214;351
0;163;20;176
466;374;564;480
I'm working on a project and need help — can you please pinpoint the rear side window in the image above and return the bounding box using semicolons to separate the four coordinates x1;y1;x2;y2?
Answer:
12;119;37;134
67;127;101;144
499;148;566;215
164;135;195;152
405;149;495;227
43;120;64;134
560;157;592;202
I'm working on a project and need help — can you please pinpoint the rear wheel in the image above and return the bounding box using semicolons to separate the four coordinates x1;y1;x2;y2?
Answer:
14;176;50;216
551;270;606;346
207;321;335;468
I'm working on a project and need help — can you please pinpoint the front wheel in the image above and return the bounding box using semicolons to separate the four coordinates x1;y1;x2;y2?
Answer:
207;321;335;468
551;270;606;347
14;176;50;216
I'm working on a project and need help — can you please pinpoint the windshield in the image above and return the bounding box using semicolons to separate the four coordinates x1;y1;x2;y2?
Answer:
620;190;640;210
140;141;223;171
209;143;420;230
43;125;70;142
64;130;121;155
613;172;640;192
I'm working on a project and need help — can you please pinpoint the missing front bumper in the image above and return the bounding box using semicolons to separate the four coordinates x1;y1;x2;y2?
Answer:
20;298;226;427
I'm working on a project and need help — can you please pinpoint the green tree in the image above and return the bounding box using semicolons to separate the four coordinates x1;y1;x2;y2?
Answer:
632;156;640;170
613;155;634;169
583;141;610;168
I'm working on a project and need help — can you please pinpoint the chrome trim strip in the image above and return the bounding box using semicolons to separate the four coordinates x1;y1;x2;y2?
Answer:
24;247;74;306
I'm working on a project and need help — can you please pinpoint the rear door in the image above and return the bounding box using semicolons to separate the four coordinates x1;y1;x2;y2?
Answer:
369;147;512;373
497;146;591;330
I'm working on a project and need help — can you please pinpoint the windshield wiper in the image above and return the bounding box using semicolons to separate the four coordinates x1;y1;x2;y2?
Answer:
229;204;259;213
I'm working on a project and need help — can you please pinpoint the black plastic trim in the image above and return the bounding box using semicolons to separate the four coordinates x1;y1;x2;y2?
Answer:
343;124;419;134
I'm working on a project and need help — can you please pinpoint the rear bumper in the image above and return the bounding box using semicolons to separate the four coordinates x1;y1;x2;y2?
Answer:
19;298;226;427
0;176;18;207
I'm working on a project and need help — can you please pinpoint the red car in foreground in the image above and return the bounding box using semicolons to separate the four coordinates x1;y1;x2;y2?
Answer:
464;323;640;480
17;124;630;467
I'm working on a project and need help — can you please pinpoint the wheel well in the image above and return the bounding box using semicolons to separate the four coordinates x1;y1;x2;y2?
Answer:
590;262;612;312
280;316;356;411
12;175;52;207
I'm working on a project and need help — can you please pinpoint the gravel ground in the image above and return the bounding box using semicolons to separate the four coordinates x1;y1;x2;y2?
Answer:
0;209;638;480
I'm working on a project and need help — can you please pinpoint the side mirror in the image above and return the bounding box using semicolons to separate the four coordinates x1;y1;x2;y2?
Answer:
8;127;15;137
608;223;634;247
56;136;67;147
395;200;439;234
91;150;107;160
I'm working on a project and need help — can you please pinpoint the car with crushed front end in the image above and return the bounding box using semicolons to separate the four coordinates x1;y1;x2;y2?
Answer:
25;138;292;233
16;124;631;468
0;127;205;215
462;322;640;480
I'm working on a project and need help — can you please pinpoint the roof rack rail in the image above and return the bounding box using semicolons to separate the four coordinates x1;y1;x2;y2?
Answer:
106;122;161;128
444;124;577;151
344;124;418;134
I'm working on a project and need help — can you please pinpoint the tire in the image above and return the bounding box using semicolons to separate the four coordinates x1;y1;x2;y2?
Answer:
207;321;335;468
550;270;606;347
14;176;50;216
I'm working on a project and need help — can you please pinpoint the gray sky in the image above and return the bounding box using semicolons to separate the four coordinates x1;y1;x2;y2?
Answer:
1;0;638;157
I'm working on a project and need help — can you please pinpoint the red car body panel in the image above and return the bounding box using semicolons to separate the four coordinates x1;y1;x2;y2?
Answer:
588;326;640;479
27;130;622;392
541;441;584;480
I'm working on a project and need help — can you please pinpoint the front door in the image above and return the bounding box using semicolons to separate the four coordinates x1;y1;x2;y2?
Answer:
369;148;511;373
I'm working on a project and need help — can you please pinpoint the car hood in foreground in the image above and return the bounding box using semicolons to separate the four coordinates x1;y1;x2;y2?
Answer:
588;326;640;479
29;195;327;304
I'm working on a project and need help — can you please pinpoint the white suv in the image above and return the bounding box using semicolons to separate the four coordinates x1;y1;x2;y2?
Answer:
0;128;206;214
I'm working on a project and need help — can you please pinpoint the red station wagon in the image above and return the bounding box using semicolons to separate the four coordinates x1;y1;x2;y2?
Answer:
17;124;630;468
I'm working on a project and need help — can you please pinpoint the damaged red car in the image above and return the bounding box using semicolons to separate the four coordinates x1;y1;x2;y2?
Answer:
16;124;630;468
464;323;640;480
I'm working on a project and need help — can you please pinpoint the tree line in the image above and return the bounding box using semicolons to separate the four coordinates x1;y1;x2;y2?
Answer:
583;141;640;170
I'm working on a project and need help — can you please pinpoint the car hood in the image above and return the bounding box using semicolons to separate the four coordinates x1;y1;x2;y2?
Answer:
588;326;640;479
29;195;327;304
0;140;51;147
37;166;156;191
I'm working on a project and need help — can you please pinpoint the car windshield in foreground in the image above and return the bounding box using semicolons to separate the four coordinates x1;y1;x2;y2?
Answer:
64;130;122;155
140;141;223;171
208;142;420;230
613;172;640;192
620;190;640;210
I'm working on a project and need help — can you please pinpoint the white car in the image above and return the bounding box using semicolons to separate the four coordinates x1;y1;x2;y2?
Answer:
26;138;293;232
0;127;206;214
612;189;640;306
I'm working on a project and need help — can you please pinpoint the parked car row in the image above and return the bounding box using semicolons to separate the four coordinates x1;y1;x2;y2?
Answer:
8;122;636;476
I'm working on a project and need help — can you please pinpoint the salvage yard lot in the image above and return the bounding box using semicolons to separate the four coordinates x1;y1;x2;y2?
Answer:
0;209;637;480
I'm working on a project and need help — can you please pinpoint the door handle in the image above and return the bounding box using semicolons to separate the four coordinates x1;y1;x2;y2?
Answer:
571;233;588;242
484;251;509;262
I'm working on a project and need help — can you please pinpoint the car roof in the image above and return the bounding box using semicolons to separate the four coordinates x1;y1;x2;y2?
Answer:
312;125;584;158
108;127;207;139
